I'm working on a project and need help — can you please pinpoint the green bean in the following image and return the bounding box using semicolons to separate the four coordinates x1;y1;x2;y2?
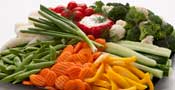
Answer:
49;45;56;61
0;72;7;79
0;50;10;56
9;48;23;56
61;38;68;45
1;57;13;64
1;69;26;82
67;39;80;45
6;65;17;71
54;44;65;50
41;54;50;60
4;54;16;59
25;61;55;70
0;64;6;73
33;59;48;63
34;51;49;59
15;69;40;81
24;47;39;51
15;54;33;72
13;57;22;67
12;79;21;84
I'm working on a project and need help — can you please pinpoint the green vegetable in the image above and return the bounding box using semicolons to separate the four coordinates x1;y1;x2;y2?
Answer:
125;7;147;24
1;69;26;82
1;57;14;64
49;45;56;61
13;57;22;67
14;69;40;84
6;65;17;71
118;40;171;58
106;2;129;21
133;63;163;78
92;1;104;13
33;59;48;63
0;73;7;79
125;25;140;41
105;42;157;66
25;61;55;70
148;13;162;24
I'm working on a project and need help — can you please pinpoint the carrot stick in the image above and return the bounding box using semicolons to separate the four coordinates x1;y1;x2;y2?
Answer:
45;86;57;90
93;52;102;61
22;81;33;86
74;42;83;53
87;35;95;40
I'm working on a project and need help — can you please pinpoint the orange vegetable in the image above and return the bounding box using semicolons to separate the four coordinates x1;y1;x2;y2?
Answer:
95;38;106;51
93;52;102;60
29;74;46;87
45;86;57;90
87;35;95;40
82;42;89;48
64;79;86;90
22;81;33;86
51;62;74;76
39;68;57;86
66;65;82;79
79;48;93;63
63;45;74;54
79;67;94;80
55;75;70;90
56;51;72;62
84;82;92;90
74;42;83;53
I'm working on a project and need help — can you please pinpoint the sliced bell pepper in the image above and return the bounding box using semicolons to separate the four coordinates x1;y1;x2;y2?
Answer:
92;86;109;90
93;79;111;89
119;86;137;90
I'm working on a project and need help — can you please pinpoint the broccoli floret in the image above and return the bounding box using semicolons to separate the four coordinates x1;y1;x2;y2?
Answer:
154;31;175;52
105;2;129;21
125;25;140;41
149;14;162;25
139;21;161;40
91;1;104;13
125;7;147;24
161;22;174;35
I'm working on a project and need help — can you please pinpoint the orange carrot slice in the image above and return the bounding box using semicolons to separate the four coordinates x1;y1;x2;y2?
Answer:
64;79;86;90
82;42;89;48
40;68;57;86
87;35;95;40
93;52;102;61
66;66;82;79
79;48;93;63
22;81;33;86
51;62;75;76
56;51;72;62
63;45;74;54
74;42;83;53
79;67;94;80
29;74;46;87
84;82;92;90
55;75;70;90
45;86;57;90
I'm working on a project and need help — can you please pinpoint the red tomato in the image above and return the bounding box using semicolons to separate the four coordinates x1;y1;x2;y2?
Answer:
73;11;84;21
54;5;65;13
67;1;78;10
84;7;94;16
78;3;87;10
61;10;71;18
72;7;84;13
49;8;56;12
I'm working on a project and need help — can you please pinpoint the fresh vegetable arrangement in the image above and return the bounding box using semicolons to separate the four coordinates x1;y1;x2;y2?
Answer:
0;1;174;90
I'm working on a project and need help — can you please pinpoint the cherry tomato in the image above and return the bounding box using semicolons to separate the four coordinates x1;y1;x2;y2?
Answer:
54;5;65;13
78;3;87;10
72;7;84;13
49;8;56;12
61;10;71;18
84;7;94;16
73;11;84;21
67;1;78;10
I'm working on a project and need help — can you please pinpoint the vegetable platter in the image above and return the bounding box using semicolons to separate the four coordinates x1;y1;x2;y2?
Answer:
0;0;175;90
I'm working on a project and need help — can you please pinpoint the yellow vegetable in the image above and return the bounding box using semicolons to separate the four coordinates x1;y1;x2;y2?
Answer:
126;64;145;79
93;79;111;89
94;53;109;67
124;77;147;90
113;66;140;81
119;86;136;90
104;74;119;90
92;86;109;90
106;65;130;88
85;63;104;83
140;73;154;90
108;56;136;64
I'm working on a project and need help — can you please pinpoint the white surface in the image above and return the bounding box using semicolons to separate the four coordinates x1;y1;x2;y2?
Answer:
0;0;174;90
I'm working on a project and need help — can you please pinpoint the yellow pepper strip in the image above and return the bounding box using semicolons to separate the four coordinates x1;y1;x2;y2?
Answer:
93;79;111;89
94;53;109;67
108;56;136;64
104;74;119;90
85;63;104;83
92;86;109;90
113;66;140;81
140;73;154;90
119;86;137;90
126;64;145;79
124;77;147;90
106;65;130;88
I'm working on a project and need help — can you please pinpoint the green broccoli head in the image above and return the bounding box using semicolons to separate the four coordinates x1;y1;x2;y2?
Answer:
125;24;140;41
139;21;161;40
106;2;130;21
148;10;163;25
125;7;147;24
91;1;104;13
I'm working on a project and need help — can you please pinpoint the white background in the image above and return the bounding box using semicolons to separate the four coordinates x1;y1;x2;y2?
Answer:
0;0;174;90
